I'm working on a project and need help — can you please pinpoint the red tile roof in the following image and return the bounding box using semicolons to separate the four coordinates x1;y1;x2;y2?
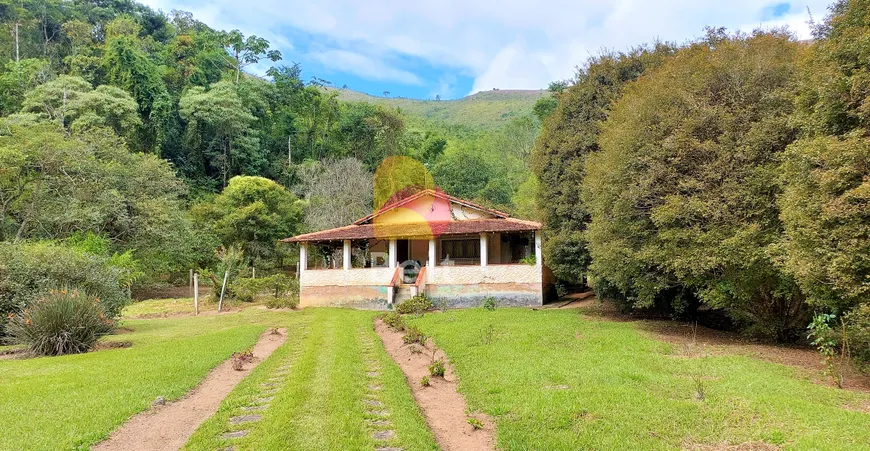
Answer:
353;189;509;225
281;218;541;243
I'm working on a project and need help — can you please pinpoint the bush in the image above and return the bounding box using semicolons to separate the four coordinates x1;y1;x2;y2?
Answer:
231;273;299;304
402;325;428;346
482;297;497;311
265;295;299;309
428;359;446;377
396;294;432;315
845;305;870;372
5;288;114;356
0;242;127;337
420;376;430;386
381;311;406;331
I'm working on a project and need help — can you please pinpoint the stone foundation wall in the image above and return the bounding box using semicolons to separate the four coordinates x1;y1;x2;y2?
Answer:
426;282;543;308
300;285;389;309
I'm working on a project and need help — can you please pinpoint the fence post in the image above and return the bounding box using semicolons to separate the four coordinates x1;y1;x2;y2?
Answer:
218;270;228;312
193;273;199;316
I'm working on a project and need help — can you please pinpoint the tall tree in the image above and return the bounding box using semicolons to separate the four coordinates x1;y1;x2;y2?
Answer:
222;30;281;83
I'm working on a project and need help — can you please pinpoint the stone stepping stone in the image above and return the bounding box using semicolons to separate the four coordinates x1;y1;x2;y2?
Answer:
261;389;279;396
369;384;383;391
253;396;274;403
261;382;278;387
241;405;267;412
229;414;262;424
366;371;380;378
221;430;248;439
367;419;392;427
364;399;383;407
373;430;395;441
367;409;389;417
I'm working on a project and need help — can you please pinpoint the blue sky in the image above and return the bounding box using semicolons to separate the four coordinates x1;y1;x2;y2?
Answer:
141;0;829;99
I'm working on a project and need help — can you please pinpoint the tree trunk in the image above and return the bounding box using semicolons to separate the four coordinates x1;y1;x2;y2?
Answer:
13;22;20;62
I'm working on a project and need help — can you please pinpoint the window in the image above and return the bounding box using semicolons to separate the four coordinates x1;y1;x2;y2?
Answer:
441;239;480;260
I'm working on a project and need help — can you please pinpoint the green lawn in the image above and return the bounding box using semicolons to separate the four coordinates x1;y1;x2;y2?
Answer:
410;308;870;451
0;308;292;451
185;308;438;451
122;297;263;318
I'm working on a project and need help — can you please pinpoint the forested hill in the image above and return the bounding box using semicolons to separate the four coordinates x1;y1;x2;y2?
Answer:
330;88;548;131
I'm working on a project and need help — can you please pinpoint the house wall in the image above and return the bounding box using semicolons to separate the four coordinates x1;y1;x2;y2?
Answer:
426;264;543;308
299;267;394;309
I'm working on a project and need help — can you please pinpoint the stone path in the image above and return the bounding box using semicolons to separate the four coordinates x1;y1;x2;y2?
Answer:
217;349;302;448
359;330;404;451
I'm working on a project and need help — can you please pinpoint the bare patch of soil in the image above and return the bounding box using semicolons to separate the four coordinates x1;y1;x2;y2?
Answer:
93;341;133;351
93;327;288;451
374;319;495;451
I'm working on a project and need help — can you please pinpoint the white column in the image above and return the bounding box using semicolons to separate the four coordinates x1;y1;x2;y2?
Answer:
388;239;398;269
534;230;542;267
299;243;308;273
343;240;351;270
428;239;436;267
480;233;488;267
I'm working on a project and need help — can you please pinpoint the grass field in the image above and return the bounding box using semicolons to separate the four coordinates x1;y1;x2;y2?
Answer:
331;88;547;131
0;308;290;451
410;308;870;450
185;308;437;451
121;297;263;318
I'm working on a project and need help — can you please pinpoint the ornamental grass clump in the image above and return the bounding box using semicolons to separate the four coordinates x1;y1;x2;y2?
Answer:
6;288;114;356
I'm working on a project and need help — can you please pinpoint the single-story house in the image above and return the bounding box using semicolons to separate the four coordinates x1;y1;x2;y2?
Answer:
281;189;554;309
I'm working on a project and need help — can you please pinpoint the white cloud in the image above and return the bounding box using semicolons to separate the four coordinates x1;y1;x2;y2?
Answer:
140;0;834;95
310;50;424;85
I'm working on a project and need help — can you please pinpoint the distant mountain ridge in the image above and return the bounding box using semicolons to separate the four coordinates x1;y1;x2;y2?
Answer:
328;88;548;131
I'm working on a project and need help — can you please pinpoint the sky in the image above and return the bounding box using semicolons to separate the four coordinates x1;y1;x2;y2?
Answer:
139;0;833;100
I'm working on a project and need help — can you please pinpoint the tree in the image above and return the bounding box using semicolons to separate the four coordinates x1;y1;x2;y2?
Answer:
222;30;281;83
383;91;390;98
531;43;674;284
300;158;373;231
583;32;805;340
19;75;141;138
179;80;258;187
779;0;870;313
193;176;304;265
0;58;51;115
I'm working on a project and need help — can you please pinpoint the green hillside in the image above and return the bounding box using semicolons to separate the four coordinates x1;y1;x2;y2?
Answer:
330;88;548;131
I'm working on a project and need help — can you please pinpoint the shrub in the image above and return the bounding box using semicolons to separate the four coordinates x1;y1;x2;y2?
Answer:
428;359;446;377
403;325;428;346
232;273;299;305
396;294;432;316
420;376;430;386
845;305;870;372
0;242;127;338
381;311;406;331
265;295;299;309
6;288;114;356
482;297;497;311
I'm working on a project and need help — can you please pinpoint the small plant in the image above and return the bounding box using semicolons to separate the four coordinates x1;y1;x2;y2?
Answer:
381;311;406;331
6;288;114;356
482;297;497;311
420;375;430;386
231;349;254;371
402;325;428;346
692;373;706;401
409;345;423;354
467;417;484;430
481;324;495;345
396;294;433;316
520;254;536;266
808;313;848;389
429;359;446;377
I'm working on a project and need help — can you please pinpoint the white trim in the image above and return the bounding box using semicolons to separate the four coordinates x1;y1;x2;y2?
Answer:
480;233;488;267
342;240;351;270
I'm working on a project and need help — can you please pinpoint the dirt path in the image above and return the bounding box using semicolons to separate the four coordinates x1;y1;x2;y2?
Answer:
94;328;288;451
374;319;495;451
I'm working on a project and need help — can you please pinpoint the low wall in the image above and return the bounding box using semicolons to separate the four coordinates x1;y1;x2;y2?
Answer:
298;265;544;309
299;267;393;309
427;264;543;308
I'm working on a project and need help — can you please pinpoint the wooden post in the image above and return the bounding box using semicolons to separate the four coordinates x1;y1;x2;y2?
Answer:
218;270;228;312
193;273;199;316
252;267;256;279
189;269;193;292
